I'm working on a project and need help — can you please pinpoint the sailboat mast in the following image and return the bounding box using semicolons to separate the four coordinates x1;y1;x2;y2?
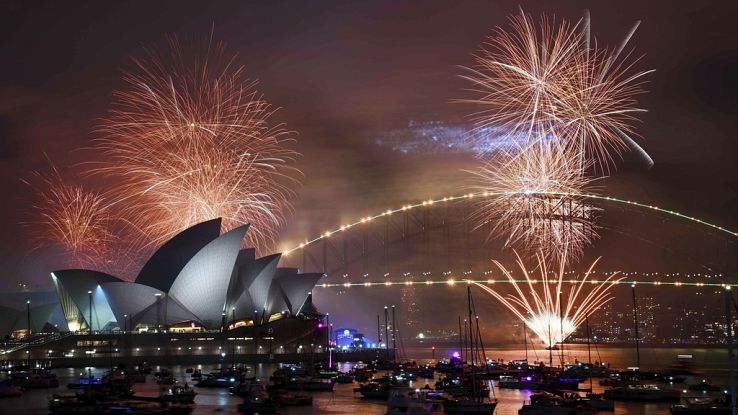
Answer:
476;317;487;369
586;317;593;391
523;324;528;362
548;320;553;368
377;314;381;348
458;316;463;363
631;284;641;368
468;286;476;400
463;320;468;363
391;305;397;363
559;291;565;367
384;306;390;362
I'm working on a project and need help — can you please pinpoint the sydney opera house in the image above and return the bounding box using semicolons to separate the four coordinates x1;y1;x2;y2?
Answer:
0;219;328;364
51;218;323;333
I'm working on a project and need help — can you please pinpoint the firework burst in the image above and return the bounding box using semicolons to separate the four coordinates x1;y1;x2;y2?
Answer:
467;143;599;263
460;9;652;170
459;11;582;144
472;251;623;347
23;163;113;269
460;9;651;261
94;37;299;252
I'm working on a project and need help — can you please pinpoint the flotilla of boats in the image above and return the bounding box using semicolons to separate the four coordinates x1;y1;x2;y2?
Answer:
338;352;738;415
0;355;734;414
48;368;195;414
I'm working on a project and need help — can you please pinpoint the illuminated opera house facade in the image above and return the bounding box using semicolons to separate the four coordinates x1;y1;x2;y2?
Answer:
1;219;327;363
51;219;324;334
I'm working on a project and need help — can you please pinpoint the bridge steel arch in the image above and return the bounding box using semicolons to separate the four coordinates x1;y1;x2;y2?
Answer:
279;191;738;282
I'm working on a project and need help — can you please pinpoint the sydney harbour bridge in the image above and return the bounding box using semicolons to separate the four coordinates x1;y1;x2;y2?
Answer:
282;191;736;280
279;190;738;343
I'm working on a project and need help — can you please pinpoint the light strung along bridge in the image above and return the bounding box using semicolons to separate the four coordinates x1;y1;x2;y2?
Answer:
281;191;738;408
278;191;738;288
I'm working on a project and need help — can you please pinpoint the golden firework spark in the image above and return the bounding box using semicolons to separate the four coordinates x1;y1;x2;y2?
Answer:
460;9;652;170
23;163;113;269
467;143;598;262
472;251;623;347
94;38;300;252
460;11;583;144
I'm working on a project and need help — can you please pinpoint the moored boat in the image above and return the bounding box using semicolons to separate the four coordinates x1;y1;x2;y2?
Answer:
499;375;538;390
163;385;197;404
670;395;732;415
285;378;334;391
443;398;497;414
237;395;278;414
271;390;313;406
603;384;681;402
688;380;721;392
10;368;59;388
49;394;193;414
518;392;596;415
355;380;392;399
580;393;615;411
335;372;354;383
387;387;445;414
195;374;236;388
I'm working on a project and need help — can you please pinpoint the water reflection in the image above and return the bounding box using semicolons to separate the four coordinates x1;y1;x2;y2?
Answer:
1;345;732;415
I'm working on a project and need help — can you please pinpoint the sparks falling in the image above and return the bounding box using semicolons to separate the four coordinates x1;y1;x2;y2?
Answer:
460;9;652;262
472;252;623;347
94;37;300;252
467;143;599;263
23;164;113;269
460;8;653;169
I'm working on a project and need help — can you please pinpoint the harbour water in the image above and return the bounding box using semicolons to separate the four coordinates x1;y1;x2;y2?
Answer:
3;344;732;415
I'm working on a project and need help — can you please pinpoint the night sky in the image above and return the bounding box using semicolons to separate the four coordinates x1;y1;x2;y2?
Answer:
1;0;738;295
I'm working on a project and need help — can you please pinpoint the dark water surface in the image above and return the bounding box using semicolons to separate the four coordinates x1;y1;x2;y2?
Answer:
2;345;733;415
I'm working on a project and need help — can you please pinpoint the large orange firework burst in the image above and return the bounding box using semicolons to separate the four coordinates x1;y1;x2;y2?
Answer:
460;9;652;263
460;12;582;144
467;143;599;263
460;9;653;169
23;164;113;269
95;38;300;252
472;251;623;347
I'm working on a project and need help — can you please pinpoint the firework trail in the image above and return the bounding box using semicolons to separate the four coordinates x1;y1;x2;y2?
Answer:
466;143;599;262
94;37;300;252
460;9;651;262
459;8;653;169
23;162;113;270
460;12;583;146
471;251;623;347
